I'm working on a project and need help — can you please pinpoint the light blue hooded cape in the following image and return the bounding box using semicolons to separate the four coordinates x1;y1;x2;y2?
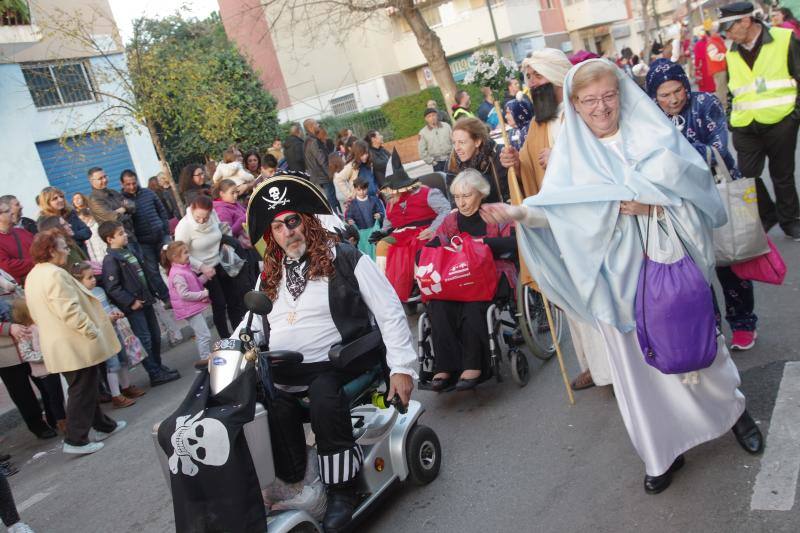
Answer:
518;59;726;332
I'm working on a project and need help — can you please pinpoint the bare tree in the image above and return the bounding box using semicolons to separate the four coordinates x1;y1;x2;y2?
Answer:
641;0;653;60
259;0;460;110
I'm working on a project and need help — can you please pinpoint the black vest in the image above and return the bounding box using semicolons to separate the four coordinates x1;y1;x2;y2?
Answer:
264;242;373;348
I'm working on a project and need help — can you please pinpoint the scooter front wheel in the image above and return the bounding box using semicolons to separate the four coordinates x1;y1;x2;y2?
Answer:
405;424;442;486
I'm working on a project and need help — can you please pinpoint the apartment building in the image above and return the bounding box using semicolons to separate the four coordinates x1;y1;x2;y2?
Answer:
0;0;160;211
219;0;685;123
220;0;553;122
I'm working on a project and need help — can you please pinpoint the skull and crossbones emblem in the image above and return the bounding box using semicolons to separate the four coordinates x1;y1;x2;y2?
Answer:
168;410;230;477
263;186;290;210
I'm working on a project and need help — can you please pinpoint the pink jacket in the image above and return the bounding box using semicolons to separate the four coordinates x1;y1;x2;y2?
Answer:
213;200;247;238
167;263;210;321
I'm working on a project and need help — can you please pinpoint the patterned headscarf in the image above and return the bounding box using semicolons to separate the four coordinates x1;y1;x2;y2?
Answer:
505;97;533;129
645;58;690;100
504;97;534;150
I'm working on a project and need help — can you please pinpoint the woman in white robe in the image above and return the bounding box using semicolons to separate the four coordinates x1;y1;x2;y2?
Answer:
482;59;763;494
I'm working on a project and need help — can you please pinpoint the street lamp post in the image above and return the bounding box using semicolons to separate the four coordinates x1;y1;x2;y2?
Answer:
485;0;503;57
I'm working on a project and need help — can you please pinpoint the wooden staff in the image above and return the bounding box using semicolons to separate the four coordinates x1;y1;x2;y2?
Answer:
493;100;575;406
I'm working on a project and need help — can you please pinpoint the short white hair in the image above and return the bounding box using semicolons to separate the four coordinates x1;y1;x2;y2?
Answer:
450;168;490;199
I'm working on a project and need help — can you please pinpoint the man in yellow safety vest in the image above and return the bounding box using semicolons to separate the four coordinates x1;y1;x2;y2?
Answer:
721;1;800;240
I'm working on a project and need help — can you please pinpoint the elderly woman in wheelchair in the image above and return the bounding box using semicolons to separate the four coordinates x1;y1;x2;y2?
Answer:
421;168;518;391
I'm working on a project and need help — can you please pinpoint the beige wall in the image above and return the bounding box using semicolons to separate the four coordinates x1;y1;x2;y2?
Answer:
268;2;399;104
0;0;123;64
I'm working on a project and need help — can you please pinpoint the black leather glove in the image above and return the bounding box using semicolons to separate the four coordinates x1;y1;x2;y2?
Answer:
368;230;385;244
368;229;390;244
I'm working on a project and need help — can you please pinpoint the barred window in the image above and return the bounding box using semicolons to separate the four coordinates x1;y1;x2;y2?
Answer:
330;94;358;117
21;61;96;108
0;2;31;26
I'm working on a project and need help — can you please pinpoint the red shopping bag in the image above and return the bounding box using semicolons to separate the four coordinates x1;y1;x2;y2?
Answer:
731;237;786;285
415;235;498;302
385;227;425;301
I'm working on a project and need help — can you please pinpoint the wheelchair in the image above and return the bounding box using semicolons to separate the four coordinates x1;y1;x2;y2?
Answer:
417;280;564;389
153;291;442;533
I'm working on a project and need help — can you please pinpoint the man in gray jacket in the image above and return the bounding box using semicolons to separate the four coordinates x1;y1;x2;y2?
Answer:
302;118;339;211
418;108;453;172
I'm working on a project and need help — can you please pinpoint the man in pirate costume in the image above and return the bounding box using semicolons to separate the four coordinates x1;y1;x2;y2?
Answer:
368;149;450;302
247;170;417;532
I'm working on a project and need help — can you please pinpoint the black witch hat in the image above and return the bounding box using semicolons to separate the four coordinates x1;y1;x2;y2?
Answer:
246;170;333;243
381;148;418;193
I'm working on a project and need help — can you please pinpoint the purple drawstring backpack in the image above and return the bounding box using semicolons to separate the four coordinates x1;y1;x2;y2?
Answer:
634;208;717;374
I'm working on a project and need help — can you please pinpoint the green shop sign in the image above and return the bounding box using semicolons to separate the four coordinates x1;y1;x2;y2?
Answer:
448;52;474;82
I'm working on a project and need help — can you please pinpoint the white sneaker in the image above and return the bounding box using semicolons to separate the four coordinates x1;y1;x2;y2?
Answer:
90;420;127;442
8;522;35;533
63;441;104;455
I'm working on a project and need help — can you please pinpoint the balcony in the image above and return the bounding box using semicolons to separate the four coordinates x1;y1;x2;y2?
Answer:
0;3;40;44
392;0;543;71
0;23;41;44
562;0;628;32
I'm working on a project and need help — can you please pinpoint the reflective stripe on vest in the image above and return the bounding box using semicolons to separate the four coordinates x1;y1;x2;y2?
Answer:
727;26;797;127
730;78;797;97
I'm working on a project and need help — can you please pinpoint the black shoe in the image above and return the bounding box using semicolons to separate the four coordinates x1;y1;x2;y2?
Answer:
98;393;113;404
0;464;18;477
781;221;800;241
323;485;359;533
732;410;764;455
34;427;57;440
455;376;481;391
149;371;180;387
644;454;685;495
429;376;454;392
0;453;11;462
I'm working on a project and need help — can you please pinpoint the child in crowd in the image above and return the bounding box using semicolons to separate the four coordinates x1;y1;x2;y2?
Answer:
99;221;180;387
212;148;255;194
71;262;146;408
9;300;66;431
344;179;383;259
260;155;279;179
161;241;212;369
77;208;107;264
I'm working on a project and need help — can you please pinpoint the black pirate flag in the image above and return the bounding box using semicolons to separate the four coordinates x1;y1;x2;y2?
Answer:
157;367;265;532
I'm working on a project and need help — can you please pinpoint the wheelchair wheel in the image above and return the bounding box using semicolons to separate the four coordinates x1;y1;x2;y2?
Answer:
516;282;563;361
417;313;435;384
406;424;442;486
509;348;530;387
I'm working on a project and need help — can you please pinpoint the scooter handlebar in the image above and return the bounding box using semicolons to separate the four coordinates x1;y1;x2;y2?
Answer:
388;394;407;414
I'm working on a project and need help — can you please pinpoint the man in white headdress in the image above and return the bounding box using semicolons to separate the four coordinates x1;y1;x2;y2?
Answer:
500;48;612;391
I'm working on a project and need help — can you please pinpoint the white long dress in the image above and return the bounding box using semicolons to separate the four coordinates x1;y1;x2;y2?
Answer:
519;131;746;476
566;316;612;386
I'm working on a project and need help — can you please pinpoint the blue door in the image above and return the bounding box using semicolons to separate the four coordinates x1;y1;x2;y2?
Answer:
36;130;135;197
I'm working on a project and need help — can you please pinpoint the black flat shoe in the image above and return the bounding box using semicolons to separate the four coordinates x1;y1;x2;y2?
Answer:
644;454;685;495
323;485;358;533
35;427;57;440
455;377;481;391
429;376;454;392
732;410;764;455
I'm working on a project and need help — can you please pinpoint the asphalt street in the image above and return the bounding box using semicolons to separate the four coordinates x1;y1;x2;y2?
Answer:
2;176;800;533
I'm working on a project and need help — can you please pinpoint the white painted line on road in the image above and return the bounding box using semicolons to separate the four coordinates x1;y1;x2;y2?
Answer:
17;491;51;513
750;361;800;511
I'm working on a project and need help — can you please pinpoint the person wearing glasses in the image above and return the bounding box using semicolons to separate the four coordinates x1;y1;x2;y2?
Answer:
481;59;761;494
719;1;800;240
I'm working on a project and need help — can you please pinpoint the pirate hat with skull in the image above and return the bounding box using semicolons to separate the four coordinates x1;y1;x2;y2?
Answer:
246;170;333;244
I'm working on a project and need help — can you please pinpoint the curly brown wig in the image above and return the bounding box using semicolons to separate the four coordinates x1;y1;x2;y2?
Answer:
260;213;335;300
